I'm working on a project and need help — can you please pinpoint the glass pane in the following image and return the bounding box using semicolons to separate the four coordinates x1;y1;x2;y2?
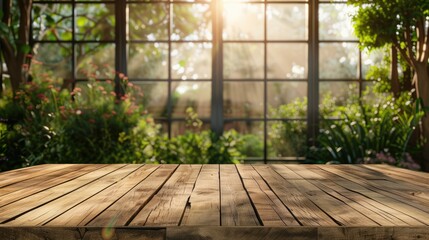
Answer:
319;81;359;118
75;4;115;41
268;121;307;158
319;43;359;79
128;3;168;41
171;82;211;118
267;43;308;79
32;4;72;41
171;121;211;137
172;4;212;41
267;82;307;118
171;43;212;80
223;3;264;40
31;43;72;80
224;82;264;118
128;43;168;79
362;81;378;104
76;44;115;79
319;3;357;40
224;121;264;158
267;4;308;40
74;80;115;103
362;48;388;79
132;82;168;118
224;43;264;79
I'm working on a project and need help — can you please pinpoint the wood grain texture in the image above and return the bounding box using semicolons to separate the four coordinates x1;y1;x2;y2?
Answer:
128;165;201;226
0;164;103;208
318;227;429;240
0;227;165;240
236;164;299;226
6;165;140;226
46;164;160;226
1;163;429;238
254;165;338;226
181;165;220;226
0;164;74;188
0;164;121;223
89;164;178;226
219;165;260;226
166;226;318;240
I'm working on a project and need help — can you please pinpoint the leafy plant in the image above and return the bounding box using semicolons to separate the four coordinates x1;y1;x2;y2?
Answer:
311;92;423;169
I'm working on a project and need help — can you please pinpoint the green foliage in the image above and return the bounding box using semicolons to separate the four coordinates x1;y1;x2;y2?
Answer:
268;98;307;157
0;75;242;171
237;134;263;159
127;108;243;164
310;92;423;169
348;0;429;50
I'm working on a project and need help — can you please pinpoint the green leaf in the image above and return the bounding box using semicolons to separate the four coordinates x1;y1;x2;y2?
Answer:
19;44;31;54
76;17;88;27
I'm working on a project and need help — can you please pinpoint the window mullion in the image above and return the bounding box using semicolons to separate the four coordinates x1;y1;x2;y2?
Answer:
211;0;224;136
307;0;319;147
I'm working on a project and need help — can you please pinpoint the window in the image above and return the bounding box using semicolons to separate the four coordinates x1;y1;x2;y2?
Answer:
30;0;377;162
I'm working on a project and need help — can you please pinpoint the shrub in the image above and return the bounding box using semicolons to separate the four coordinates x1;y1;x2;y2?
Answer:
310;92;423;170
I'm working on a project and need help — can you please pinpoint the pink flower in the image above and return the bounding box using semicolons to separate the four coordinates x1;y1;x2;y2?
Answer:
37;93;47;100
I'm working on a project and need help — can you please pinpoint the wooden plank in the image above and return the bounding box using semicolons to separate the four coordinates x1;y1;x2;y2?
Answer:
181;165;220;226
310;166;424;225
0;227;165;240
0;164;124;223
340;165;389;180
310;180;416;226
0;164;75;188
288;179;379;226
236;164;300;226
320;166;429;222
46;164;160;226
0;164;89;198
166;226;318;240
285;165;325;180
0;164;61;178
219;165;259;226
364;165;429;187
270;165;303;180
370;179;429;202
128;165;201;226
253;165;337;226
6;165;140;226
318;227;429;240
368;164;429;181
0;164;103;208
87;164;178;227
320;166;429;225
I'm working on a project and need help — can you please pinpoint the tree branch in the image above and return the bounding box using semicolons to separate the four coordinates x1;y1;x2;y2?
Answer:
393;39;415;68
417;17;425;61
404;23;416;64
424;19;429;62
16;0;32;67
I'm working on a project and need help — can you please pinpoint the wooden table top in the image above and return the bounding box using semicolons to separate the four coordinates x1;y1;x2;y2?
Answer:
0;164;429;239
